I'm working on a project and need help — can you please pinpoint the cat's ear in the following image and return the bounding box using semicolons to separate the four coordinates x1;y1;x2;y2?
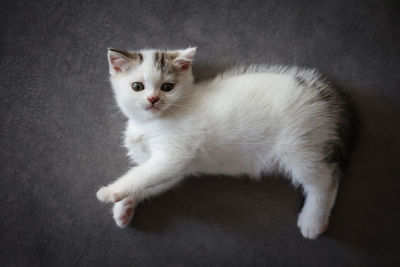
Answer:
175;47;196;71
108;49;141;75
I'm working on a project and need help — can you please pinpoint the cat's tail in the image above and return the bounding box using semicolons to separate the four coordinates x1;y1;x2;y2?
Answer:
294;71;359;174
321;80;359;176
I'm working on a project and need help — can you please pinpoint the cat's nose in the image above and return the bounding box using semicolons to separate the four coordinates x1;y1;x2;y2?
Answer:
147;95;159;104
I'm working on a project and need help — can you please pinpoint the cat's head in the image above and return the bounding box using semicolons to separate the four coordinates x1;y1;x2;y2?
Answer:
107;47;196;120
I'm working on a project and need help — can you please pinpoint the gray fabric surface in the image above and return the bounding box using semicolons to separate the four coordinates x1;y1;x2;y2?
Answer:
1;0;399;266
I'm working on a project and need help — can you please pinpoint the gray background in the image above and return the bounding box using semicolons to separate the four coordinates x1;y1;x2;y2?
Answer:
1;0;399;266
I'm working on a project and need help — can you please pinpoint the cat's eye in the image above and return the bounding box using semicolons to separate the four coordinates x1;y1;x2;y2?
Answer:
131;82;145;91
161;83;174;92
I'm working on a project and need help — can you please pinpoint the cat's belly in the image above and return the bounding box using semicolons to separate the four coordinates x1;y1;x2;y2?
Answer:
124;134;151;164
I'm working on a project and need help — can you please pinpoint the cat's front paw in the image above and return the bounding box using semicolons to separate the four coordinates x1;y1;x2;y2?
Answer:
113;197;136;228
96;186;124;203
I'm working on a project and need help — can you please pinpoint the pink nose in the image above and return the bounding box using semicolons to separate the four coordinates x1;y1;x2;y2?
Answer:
147;96;159;104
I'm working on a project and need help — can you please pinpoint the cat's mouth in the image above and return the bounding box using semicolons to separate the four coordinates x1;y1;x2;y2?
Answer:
145;105;160;111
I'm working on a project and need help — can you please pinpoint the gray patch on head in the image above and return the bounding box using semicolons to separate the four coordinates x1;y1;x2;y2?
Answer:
154;51;180;74
109;48;143;64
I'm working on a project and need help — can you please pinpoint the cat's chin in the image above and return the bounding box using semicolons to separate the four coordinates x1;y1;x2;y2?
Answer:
140;105;165;118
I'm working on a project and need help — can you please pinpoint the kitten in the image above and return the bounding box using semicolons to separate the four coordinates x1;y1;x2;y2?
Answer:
97;47;352;239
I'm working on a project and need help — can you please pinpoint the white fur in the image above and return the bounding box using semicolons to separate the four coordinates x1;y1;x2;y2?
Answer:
97;48;341;239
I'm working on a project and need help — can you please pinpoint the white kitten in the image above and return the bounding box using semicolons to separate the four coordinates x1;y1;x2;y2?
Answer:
97;47;352;239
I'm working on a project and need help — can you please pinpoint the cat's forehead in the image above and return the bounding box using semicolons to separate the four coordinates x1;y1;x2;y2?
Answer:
133;50;180;81
153;51;180;74
139;51;159;79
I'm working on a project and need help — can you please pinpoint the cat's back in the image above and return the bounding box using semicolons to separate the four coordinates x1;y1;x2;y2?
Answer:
195;66;325;121
190;66;349;156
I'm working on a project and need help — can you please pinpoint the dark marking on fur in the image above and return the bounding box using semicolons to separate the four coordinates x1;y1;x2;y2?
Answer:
316;79;357;172
109;48;143;64
295;76;307;87
154;52;163;69
295;74;357;174
154;51;180;74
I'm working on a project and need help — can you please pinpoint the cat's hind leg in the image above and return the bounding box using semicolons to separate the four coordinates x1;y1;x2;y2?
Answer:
284;157;339;239
296;171;338;239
